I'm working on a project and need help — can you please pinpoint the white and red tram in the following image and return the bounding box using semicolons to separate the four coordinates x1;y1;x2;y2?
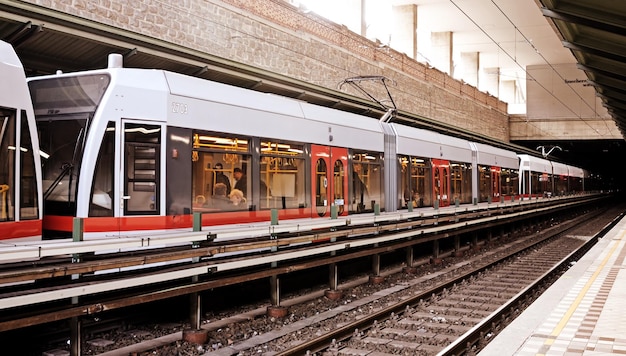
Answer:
0;46;594;240
0;40;42;241
28;54;387;238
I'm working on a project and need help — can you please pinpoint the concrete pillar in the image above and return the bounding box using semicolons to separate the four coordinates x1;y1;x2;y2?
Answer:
328;262;338;291
404;246;417;273
431;239;442;264
431;31;453;75
460;52;479;87
454;235;463;257
405;246;414;267
482;67;500;98
325;262;343;300
360;0;367;37
369;244;385;283
70;316;81;356
267;275;288;317
269;275;280;306
189;288;201;329
335;0;363;35
472;232;479;251
371;253;381;274
391;4;417;59
500;79;517;105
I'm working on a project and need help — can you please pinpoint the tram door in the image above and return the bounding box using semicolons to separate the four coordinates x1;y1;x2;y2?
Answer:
431;159;450;207
311;145;348;218
491;166;501;202
121;120;162;219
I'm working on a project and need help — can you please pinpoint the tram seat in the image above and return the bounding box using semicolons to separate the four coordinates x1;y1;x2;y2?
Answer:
0;184;8;220
194;195;206;207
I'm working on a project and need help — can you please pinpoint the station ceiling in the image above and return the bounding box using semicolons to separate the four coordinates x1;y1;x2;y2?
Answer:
0;0;624;183
390;0;626;183
391;0;626;139
539;0;626;137
535;0;626;186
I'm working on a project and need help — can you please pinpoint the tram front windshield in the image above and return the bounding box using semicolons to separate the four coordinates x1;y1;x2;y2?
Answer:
28;74;110;216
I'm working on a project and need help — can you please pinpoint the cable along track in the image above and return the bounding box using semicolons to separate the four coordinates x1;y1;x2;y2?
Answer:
249;208;617;356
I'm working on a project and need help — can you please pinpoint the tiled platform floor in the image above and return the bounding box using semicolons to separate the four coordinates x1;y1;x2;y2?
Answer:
479;216;626;356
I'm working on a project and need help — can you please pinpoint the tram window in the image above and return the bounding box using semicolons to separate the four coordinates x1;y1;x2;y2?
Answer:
29;74;110;114
478;165;490;202
536;172;550;195
413;157;431;207
350;151;382;213
398;155;410;208
89;122;115;216
523;170;532;195
441;167;449;200
260;140;305;210
501;168;519;197
398;155;430;209
124;123;160;215
333;159;344;214
38;117;89;214
555;175;568;196
450;161;471;204
0;108;16;221
570;176;582;193
19;111;38;220
191;132;251;212
433;166;440;199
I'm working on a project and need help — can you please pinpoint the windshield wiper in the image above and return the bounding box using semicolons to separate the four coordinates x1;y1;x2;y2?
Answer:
43;162;73;201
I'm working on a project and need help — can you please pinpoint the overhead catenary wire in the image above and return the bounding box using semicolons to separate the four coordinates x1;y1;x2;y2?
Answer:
488;0;613;136
450;0;612;137
150;0;565;141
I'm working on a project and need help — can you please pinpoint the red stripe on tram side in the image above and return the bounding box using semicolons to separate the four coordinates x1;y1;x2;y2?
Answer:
93;215;193;232
201;210;267;226
43;215;186;234
0;220;42;240
200;208;313;226
43;208;315;235
42;215;74;232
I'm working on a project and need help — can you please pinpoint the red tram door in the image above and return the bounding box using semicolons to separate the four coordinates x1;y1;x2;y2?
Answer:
311;145;348;218
431;159;450;208
491;166;501;202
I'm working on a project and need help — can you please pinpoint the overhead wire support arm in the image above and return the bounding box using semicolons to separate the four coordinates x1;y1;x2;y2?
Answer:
339;76;397;122
379;108;396;123
536;145;562;158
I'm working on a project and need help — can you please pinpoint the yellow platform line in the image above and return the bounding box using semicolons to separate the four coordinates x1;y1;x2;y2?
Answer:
536;228;625;355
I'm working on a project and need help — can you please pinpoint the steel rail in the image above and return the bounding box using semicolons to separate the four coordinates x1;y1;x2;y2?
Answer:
0;196;597;311
437;209;626;356
0;195;600;263
270;208;611;356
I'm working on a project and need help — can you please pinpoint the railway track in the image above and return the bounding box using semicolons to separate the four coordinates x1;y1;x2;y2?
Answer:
1;198;614;355
211;206;621;356
302;235;584;356
0;195;596;328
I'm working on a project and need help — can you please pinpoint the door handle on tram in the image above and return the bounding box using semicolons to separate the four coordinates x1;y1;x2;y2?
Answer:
121;195;131;209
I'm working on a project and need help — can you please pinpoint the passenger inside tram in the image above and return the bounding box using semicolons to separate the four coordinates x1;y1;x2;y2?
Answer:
352;164;368;212
209;183;232;210
228;188;246;209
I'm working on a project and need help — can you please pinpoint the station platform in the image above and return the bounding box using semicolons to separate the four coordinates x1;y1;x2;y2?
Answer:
479;214;626;355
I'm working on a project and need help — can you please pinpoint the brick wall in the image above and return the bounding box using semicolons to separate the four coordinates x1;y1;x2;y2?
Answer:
27;0;510;141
